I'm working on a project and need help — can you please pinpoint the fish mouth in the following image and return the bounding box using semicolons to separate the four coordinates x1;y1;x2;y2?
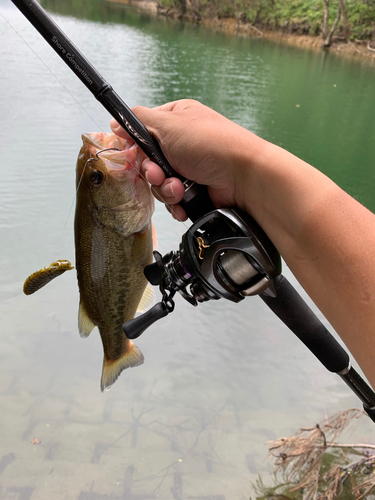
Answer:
81;132;144;175
82;132;135;152
80;132;153;223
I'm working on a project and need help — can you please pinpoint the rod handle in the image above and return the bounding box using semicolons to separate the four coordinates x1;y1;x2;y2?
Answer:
260;275;350;373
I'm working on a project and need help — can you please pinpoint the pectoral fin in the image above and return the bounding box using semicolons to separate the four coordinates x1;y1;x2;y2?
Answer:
101;341;144;392
78;301;95;338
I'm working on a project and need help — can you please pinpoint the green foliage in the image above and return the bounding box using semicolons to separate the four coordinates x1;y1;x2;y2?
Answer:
252;450;375;500
157;0;375;41
346;0;375;39
251;475;303;499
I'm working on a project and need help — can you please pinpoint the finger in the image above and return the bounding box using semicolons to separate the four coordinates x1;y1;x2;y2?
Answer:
144;165;185;205
133;101;181;115
110;118;131;139
165;203;188;222
149;180;184;206
110;106;164;139
159;178;185;205
111;100;196;139
141;158;166;186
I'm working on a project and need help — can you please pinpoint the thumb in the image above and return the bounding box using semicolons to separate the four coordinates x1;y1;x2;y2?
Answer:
110;105;169;141
132;105;173;141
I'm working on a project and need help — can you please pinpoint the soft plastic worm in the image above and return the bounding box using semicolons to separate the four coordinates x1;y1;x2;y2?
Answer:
23;260;74;295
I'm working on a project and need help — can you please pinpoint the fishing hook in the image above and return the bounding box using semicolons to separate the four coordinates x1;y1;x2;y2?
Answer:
87;147;121;163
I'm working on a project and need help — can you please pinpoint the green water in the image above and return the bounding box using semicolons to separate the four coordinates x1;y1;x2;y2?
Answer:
43;0;375;213
0;0;374;498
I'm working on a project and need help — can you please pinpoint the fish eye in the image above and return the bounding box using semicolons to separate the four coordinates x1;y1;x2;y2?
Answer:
89;170;104;186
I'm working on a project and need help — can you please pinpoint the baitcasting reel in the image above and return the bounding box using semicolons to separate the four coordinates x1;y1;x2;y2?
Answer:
123;208;375;422
123;208;281;338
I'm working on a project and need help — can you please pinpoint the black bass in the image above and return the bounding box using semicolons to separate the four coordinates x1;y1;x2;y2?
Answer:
75;132;154;391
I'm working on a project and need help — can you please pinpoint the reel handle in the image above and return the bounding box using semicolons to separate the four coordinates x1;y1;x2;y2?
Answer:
123;303;170;340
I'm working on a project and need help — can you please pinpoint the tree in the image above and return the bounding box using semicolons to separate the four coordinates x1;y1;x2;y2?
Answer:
322;0;341;47
338;0;350;41
322;0;350;47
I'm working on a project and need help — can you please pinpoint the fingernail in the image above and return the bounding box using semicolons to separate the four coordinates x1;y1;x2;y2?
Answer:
110;119;119;130
162;182;175;198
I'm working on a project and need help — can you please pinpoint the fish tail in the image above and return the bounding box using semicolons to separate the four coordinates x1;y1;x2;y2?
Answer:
100;341;144;392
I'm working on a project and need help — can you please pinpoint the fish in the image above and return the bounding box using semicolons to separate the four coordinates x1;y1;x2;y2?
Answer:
23;260;74;295
74;132;155;391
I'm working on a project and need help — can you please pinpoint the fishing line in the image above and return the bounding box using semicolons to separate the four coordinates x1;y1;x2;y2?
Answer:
1;6;195;305
4;12;192;213
57;147;123;248
1;9;193;232
2;11;188;233
56;157;88;249
0;293;25;306
0;154;91;307
0;10;108;136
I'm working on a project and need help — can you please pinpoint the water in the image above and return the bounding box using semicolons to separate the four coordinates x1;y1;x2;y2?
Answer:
0;0;374;498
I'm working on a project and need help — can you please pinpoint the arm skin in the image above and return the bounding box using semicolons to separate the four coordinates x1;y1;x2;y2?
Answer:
111;99;375;388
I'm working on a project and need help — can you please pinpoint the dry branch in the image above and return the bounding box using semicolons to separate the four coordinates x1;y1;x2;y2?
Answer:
264;409;375;499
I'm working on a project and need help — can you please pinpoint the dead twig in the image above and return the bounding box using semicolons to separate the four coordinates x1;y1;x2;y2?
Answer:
324;443;375;450
247;24;263;36
266;409;368;498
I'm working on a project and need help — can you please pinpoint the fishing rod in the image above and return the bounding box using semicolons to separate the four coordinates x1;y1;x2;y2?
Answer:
10;0;214;223
11;0;375;421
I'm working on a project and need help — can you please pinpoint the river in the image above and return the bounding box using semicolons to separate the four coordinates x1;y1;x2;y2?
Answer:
0;0;374;498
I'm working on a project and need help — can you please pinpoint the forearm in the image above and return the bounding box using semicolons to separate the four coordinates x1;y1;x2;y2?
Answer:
238;138;375;385
111;100;375;385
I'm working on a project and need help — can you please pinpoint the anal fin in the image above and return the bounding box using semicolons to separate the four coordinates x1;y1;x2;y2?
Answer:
137;283;156;313
78;301;95;338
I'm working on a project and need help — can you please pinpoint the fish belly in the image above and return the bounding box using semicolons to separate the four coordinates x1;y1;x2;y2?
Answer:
75;214;153;389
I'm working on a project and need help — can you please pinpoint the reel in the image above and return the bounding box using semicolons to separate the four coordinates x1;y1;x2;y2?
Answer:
123;208;281;338
123;208;375;423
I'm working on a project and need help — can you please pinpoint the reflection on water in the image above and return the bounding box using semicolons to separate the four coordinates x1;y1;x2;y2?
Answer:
0;0;374;498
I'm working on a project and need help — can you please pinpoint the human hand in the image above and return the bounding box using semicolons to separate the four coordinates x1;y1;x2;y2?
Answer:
111;101;375;388
110;99;264;221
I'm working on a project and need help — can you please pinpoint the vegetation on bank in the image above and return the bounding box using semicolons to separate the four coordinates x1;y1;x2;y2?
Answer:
156;0;375;47
252;409;375;500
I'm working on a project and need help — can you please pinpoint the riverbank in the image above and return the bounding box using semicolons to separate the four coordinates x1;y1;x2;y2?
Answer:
204;16;375;62
107;0;375;64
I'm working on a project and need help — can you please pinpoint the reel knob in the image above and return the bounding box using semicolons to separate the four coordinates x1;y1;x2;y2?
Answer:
144;261;162;286
123;302;171;339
